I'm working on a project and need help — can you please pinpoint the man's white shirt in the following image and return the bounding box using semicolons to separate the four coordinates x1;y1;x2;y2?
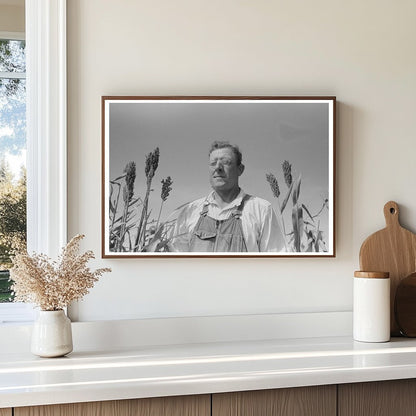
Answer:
171;189;284;252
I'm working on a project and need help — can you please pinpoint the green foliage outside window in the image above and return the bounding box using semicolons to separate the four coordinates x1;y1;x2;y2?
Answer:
0;38;27;302
0;162;26;302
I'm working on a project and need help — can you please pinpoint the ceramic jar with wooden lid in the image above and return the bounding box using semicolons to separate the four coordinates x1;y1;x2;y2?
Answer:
353;271;390;342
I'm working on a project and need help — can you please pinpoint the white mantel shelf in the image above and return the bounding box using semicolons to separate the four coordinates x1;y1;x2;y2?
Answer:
2;336;416;408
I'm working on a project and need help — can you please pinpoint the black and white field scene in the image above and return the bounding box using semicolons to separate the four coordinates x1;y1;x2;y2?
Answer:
104;98;334;256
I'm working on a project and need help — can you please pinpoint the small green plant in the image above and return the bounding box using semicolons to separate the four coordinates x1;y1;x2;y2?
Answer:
0;270;13;302
266;160;328;252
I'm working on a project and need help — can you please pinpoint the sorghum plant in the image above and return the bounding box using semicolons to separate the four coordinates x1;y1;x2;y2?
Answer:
156;176;173;229
135;148;160;249
266;160;328;252
109;145;179;253
117;161;137;251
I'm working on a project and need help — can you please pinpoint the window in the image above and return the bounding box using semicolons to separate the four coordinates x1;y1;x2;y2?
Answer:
0;35;27;306
0;0;67;324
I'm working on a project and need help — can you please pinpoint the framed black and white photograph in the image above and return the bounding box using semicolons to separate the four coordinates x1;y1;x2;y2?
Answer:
102;96;335;258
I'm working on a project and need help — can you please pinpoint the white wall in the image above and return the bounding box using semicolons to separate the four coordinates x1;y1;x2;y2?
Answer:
67;0;416;322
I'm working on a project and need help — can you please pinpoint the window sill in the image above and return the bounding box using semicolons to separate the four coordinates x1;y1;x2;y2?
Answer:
0;303;35;325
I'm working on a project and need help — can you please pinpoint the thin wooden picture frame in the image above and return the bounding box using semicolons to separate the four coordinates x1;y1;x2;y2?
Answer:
102;96;336;258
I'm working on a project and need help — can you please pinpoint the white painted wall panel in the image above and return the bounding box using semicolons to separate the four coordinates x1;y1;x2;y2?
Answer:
67;0;416;322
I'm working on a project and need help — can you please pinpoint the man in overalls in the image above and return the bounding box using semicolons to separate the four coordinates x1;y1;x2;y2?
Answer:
171;141;284;253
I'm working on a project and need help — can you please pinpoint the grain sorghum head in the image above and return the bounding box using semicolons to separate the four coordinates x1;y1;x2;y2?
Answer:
282;160;292;188
266;173;280;198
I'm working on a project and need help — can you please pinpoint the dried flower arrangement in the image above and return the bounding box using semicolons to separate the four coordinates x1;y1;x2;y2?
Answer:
10;234;111;311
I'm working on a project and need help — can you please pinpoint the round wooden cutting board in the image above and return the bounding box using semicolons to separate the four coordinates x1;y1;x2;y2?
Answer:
359;201;416;336
395;272;416;337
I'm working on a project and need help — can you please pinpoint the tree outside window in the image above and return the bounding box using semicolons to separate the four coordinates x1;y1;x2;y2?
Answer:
0;38;26;302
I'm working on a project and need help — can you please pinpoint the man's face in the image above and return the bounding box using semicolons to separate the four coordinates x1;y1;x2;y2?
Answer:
209;147;244;193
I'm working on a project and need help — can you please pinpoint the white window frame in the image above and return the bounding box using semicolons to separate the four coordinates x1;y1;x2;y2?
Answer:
0;0;67;324
0;31;24;41
26;0;67;256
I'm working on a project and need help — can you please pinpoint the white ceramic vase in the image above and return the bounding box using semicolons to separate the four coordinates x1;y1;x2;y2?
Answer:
31;310;73;357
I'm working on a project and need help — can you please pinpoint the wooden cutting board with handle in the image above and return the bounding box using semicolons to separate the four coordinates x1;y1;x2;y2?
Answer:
394;272;416;337
359;201;416;336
